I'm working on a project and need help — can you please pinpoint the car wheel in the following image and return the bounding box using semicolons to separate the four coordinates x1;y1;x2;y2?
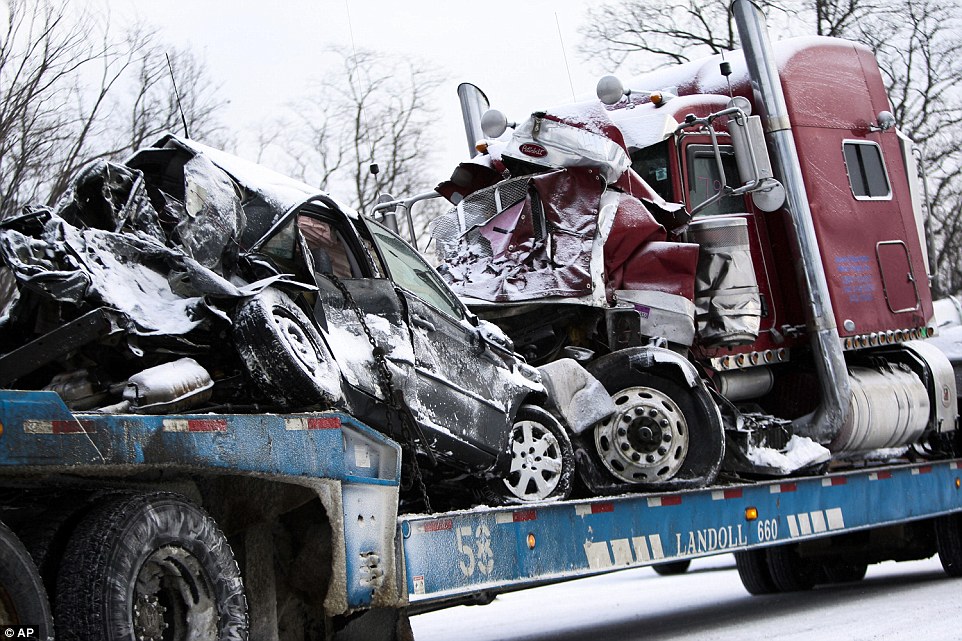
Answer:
55;492;247;641
0;520;54;637
587;362;724;488
493;405;574;503
234;287;340;408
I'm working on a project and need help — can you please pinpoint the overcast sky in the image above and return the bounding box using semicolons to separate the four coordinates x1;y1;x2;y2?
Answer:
118;0;610;182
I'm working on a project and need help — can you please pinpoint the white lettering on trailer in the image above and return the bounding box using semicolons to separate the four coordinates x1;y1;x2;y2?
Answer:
674;525;748;556
455;523;494;578
787;508;845;538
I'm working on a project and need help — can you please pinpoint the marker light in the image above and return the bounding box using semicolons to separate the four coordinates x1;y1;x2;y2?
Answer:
955;478;960;490
745;507;759;521
527;533;537;550
475;141;489;154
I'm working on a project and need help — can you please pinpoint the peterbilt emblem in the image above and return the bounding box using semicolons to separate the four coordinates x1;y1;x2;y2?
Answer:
519;143;548;158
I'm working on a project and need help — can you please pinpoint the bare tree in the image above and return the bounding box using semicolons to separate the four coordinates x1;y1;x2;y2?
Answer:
256;48;444;242
0;0;228;220
579;0;962;297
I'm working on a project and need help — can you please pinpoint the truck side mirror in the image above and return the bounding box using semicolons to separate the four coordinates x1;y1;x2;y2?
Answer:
727;104;786;212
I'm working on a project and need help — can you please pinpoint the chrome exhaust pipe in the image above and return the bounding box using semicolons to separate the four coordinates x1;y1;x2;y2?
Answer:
731;0;851;443
457;83;490;158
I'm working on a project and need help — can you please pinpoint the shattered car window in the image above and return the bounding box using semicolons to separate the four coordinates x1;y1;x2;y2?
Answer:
368;220;463;320
298;215;356;278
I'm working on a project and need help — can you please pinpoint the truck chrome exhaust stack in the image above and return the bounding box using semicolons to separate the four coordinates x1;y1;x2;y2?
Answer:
457;83;490;158
731;0;851;443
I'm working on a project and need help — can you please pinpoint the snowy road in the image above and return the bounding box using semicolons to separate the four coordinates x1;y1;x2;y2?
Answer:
412;555;960;640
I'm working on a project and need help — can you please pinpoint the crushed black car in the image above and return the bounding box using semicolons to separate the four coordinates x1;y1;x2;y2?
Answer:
0;135;580;508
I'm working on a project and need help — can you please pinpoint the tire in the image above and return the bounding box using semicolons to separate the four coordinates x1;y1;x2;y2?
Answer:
0;520;54;638
491;405;575;503
55;492;247;641
652;559;691;576
935;512;962;577
587;353;724;488
766;544;816;592
734;549;778;595
234;287;340;408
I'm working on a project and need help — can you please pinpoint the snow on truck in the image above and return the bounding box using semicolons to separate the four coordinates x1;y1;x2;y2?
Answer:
408;0;962;496
0;2;962;640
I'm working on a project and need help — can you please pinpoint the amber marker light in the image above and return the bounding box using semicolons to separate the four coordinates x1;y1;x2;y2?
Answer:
955;478;960;490
527;533;536;550
475;141;489;154
745;506;759;521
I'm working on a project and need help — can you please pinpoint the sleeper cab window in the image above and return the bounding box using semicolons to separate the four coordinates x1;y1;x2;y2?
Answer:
842;140;891;200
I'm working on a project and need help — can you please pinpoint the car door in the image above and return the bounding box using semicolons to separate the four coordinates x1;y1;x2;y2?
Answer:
364;219;522;456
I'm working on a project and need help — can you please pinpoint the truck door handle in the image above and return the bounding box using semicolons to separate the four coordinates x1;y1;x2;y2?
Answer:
412;315;436;332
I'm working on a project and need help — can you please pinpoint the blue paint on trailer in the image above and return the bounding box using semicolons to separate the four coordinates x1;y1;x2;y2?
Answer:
398;460;962;603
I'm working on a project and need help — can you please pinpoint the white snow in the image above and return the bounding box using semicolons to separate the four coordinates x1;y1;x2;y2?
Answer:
412;555;957;641
745;434;831;474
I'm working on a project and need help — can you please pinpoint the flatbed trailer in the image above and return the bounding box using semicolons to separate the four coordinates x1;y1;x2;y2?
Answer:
0;389;960;640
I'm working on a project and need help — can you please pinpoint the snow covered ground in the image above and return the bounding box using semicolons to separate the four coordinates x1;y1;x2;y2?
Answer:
412;554;960;640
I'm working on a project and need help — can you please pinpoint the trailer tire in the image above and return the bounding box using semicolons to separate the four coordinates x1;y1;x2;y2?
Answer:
587;358;723;488
55;492;247;641
766;544;816;592
935;512;962;577
0;520;54;637
492;405;575;503
734;549;778;595
652;560;691;576
234;287;340;408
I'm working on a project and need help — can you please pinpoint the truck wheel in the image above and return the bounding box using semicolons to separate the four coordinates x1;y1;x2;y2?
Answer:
766;544;816;592
935;512;962;577
234;287;340;408
0;520;54;636
493;405;574;503
587;362;723;488
55;492;247;641
734;549;778;595
652;559;691;575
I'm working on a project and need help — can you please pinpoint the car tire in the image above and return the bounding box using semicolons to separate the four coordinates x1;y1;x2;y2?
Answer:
0;520;54;638
234;287;340;408
55;492;247;641
586;356;724;489
491;405;575;503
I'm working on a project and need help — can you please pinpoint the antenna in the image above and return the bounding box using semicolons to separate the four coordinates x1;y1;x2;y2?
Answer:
166;53;190;138
720;51;734;99
555;13;577;102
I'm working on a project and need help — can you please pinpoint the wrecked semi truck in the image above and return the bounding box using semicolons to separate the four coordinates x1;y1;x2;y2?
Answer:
411;0;961;494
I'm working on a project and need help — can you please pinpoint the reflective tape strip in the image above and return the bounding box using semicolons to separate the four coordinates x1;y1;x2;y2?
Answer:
285;417;341;430
822;477;847;487
419;519;453;533
770;482;797;494
23;420;96;434
911;466;933;475
810;511;827;533
647;496;682;507
162;418;227;432
576;502;614;517
495;510;537;524
951;462;959;470
787;514;800;538
870;470;893;481
712;489;743;500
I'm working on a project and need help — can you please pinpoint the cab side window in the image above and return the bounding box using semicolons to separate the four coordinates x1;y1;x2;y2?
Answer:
843;141;891;200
